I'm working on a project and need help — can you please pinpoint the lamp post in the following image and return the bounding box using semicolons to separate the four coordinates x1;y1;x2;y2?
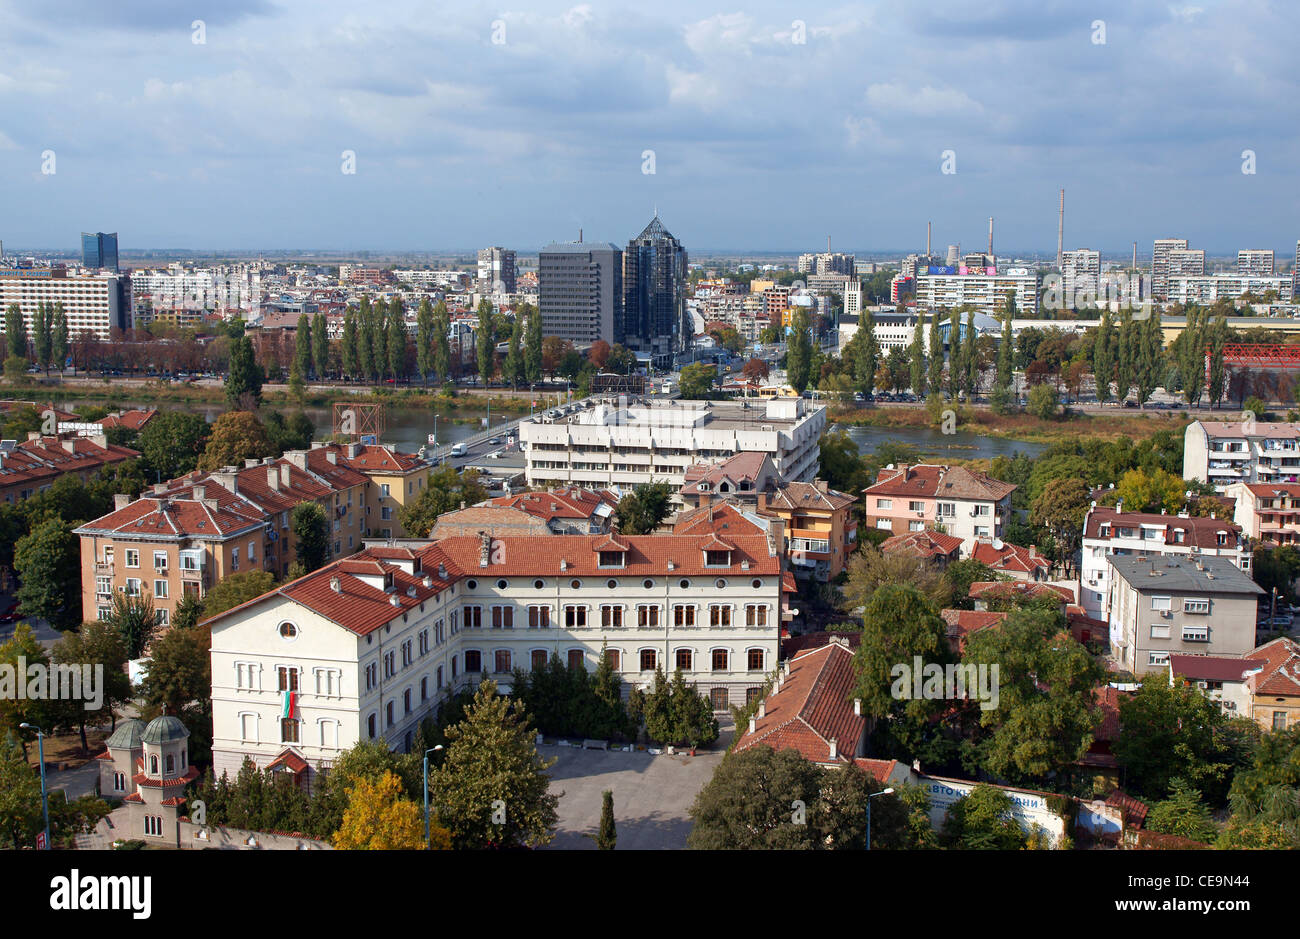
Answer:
20;723;50;850
423;745;444;846
866;787;894;851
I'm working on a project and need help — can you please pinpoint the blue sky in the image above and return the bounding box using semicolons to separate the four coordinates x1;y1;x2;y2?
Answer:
0;0;1295;255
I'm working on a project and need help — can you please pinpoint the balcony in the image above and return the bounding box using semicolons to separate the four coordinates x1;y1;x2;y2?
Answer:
95;561;114;573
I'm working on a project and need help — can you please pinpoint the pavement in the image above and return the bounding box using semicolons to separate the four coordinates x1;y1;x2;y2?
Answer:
540;724;732;850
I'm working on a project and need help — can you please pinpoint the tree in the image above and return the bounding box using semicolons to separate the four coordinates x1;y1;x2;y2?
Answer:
1135;308;1163;407
785;309;813;393
742;357;770;383
940;784;1030;850
139;619;210;719
1207;315;1228;406
1092;308;1114;403
1026;382;1059;420
946;308;963;398
0;738;43;849
428;679;560;849
14;518;80;629
588;339;611;369
1112;673;1233;800
32;302;52;373
0;625;55;748
138;411;210;480
332;771;430;850
356;297;376;381
926;313;944;394
995;305;1014;392
963;607;1104;783
224;335;264;410
311;312;329;379
197;411;274;472
386;299;406;381
106;589;157;660
615;481;672;535
51;621;130;752
523;305;543;384
844;547;952;613
416;297;435;385
909;316;927;396
294;314;313;380
396;464;489;538
818;430;872;494
432;300;451;383
475;299;495;382
201;570;276;618
49;303;69;373
1111;466;1188;515
596;790;616;850
1029;476;1092;565
341;311;360;380
503;316;524;388
5;303;27;360
677;362;716;399
291;502;329;573
1146;779;1218;844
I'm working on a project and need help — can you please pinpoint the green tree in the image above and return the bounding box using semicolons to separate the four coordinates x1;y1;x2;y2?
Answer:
995;307;1014;392
5;303;27;359
341;310;360;380
1112;672;1233;800
785;308;813;393
503;316;524;388
0;625;55;747
596;790;616;849
909;316;927;396
1207;314;1228;406
523;304;543;384
475;299;495;382
946;308;963;398
356;297;376;381
32;302;52;373
940;784;1030;850
1092;308;1115;403
1026;382;1059;420
197;411;274;472
0;738;43;848
51;621;130;752
386;299;406;381
615;481;672;535
677;361;716;399
138;619;211;753
14;518;80;629
291;502;329;573
311;312;329;379
294;314;313;380
50;303;69;373
225;335;264;410
201;570;277;618
106;589;157;659
396;464;489;538
415;297;435;385
1029;476;1092;565
843;546;952;613
428;679;560;849
1147;778;1218;843
927;313;944;394
432;300;451;383
1114;309;1135;404
1135;308;1163;407
137;411;210;480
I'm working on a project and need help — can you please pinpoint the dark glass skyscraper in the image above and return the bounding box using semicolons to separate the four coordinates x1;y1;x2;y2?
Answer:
81;232;119;272
622;215;687;368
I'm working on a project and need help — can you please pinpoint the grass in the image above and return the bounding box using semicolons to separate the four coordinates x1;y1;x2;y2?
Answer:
28;728;110;768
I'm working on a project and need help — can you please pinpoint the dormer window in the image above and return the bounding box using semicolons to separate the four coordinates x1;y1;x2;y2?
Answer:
705;550;731;567
598;551;625;569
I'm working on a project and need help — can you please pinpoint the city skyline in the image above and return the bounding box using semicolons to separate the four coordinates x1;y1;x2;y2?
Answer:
1;1;1296;252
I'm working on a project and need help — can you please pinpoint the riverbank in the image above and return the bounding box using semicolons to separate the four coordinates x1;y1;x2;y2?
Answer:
823;402;1191;444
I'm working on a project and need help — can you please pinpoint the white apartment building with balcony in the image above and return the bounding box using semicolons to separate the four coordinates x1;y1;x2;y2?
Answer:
1079;505;1248;620
206;534;784;786
913;269;1040;316
520;398;826;495
1166;274;1292;305
1183;420;1300;493
1238;250;1275;277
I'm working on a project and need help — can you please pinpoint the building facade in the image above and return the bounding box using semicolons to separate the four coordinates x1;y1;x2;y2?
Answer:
622;216;688;367
0;267;131;340
1183;420;1300;493
81;232;119;272
477;247;517;295
538;241;623;347
863;463;1015;553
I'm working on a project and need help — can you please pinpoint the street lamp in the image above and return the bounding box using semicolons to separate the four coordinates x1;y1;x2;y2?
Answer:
423;745;444;846
20;723;50;850
866;787;895;851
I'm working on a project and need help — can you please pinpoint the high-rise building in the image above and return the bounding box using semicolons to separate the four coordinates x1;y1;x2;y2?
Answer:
538;241;623;347
1294;240;1300;300
0;267;131;340
622;215;688;368
81;232;119;272
476;246;517;294
1151;238;1203;301
1238;249;1275;277
1061;249;1102;304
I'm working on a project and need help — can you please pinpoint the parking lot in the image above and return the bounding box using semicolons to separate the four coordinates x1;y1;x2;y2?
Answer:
540;739;726;850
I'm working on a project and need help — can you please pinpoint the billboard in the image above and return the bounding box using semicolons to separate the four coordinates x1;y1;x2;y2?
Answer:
927;266;956;275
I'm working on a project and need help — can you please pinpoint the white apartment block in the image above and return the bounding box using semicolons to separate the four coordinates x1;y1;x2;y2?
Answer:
520;398;826;494
1238;249;1275;277
131;264;263;315
0;267;129;340
1079;505;1248;620
1061;249;1101;304
1151;238;1191;301
914;269;1040;316
1184;420;1300;493
1107;554;1262;676
1166;274;1292;305
207;534;783;785
393;269;471;291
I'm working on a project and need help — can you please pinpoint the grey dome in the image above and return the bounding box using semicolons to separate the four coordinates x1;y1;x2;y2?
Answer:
105;719;146;750
141;715;190;745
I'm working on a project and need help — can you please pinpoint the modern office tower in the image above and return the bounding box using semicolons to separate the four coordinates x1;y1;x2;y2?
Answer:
538;240;623;347
622;215;688;368
81;232;119;272
1152;238;1188;301
476;246;517;294
1238;249;1275;277
1061;249;1102;304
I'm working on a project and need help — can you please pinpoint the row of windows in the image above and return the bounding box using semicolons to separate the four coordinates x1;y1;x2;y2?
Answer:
462;603;769;629
463;576;769;590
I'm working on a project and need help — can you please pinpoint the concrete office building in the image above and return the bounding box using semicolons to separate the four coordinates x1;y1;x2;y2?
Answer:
1166;274;1293;304
1151;238;1202;301
477;247;517;294
538;241;623;347
1183;420;1300;493
914;269;1039;316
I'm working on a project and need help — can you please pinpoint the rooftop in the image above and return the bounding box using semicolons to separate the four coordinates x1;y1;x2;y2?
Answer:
1107;554;1263;595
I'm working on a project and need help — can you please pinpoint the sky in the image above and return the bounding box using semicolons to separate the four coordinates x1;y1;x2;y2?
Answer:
0;0;1296;255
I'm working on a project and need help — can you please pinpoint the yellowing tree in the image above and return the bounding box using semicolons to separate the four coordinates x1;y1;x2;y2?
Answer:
332;771;438;850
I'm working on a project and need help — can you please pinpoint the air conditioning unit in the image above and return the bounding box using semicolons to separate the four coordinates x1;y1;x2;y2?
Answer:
1161;610;1172;618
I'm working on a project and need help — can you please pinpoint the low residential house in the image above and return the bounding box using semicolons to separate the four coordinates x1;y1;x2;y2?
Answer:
879;529;963;565
486;486;620;534
60;407;157;438
971;538;1050;582
1080;504;1247;620
969;580;1072;612
1075;685;1129;794
679;452;781;509
1106;554;1263;676
0;433;139;505
1169;654;1267;718
863;463;1014;553
429;505;553;539
1244;636;1300;732
763;480;858;581
1227;482;1300;547
940;609;1007;653
307;442;434;539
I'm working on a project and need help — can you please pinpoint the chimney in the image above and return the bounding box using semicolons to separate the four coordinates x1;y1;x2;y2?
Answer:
244;458;260;469
748;715;756;734
1057;188;1065;271
267;466;280;491
926;221;932;256
478;532;491;568
853;698;862;716
828;737;838;761
987;216;994;257
815;479;828;493
114;493;131;510
757;701;766;719
347;443;359;459
326;451;337;465
281;463;292;488
756;492;767;512
1115;499;1123;515
153;483;167;495
330;576;341;593
62;439;76;454
193;484;205;502
1029;545;1037;559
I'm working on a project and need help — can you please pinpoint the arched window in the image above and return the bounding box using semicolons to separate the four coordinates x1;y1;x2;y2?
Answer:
149;755;158;776
165;754;175;775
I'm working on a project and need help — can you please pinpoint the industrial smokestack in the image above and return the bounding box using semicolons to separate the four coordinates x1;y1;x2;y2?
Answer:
827;235;831;253
1057;189;1065;270
1132;241;1137;270
988;217;994;258
926;221;932;257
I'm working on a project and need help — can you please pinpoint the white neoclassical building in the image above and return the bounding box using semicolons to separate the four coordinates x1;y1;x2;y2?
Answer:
206;533;785;787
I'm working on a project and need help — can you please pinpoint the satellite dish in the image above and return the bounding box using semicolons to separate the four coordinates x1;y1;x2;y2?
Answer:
992;538;1004;551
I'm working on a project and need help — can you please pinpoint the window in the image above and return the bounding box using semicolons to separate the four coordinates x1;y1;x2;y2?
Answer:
972;505;991;517
710;688;729;711
277;666;299;692
676;648;693;670
491;605;514;629
494;650;511;673
314;668;338;697
531;650;548;671
745;605;767;627
565;605;587;628
1150;596;1172;611
1149;624;1171;639
637;605;659;628
380;484;391;498
381;506;393;520
150;755;159;776
96;576;112;596
528;606;550;629
908;521;924;531
144;815;163;837
1147;651;1170;667
153;551;168;571
281;718;300;743
1183;599;1210;614
639;649;657;671
705;550;730;567
937;502;955;518
365;662;378;692
567;649;585;670
436;665;444;689
605;648;621;670
876;498;893;509
709;605;732;628
464;605;482;628
1273;711;1287;731
1182;625;1209;642
601;605;623;628
746;687;763;706
747;648;764;671
598;551;625;568
103;546;113;565
404;688;412;713
908;500;924;512
711;648;729;671
383;652;395;679
464;650;482;672
386;702;395;727
368;714;376;738
240;713;258;743
113;771;126;792
125;578;142;597
418;629;429;656
125;549;140;568
279;621;298;640
674;605;696;628
155;608;170;628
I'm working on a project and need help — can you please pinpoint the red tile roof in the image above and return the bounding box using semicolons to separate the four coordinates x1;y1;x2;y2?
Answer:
1169;654;1268;683
939;609;1006;650
767;481;856;512
672;502;769;538
880;529;964;560
1106;789;1148;829
1247;636;1300;697
864;463;945;498
969;581;1073;604
851;757;903;784
101;408;157;431
76;490;266;540
734;641;863;765
971;540;1049;575
1084;507;1240;547
489;487;619;522
679;451;773;496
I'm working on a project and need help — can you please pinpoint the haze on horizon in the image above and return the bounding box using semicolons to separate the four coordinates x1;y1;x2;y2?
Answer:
1;0;1296;256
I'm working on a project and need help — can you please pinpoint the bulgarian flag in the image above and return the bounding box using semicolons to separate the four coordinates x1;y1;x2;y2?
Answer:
282;690;298;720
